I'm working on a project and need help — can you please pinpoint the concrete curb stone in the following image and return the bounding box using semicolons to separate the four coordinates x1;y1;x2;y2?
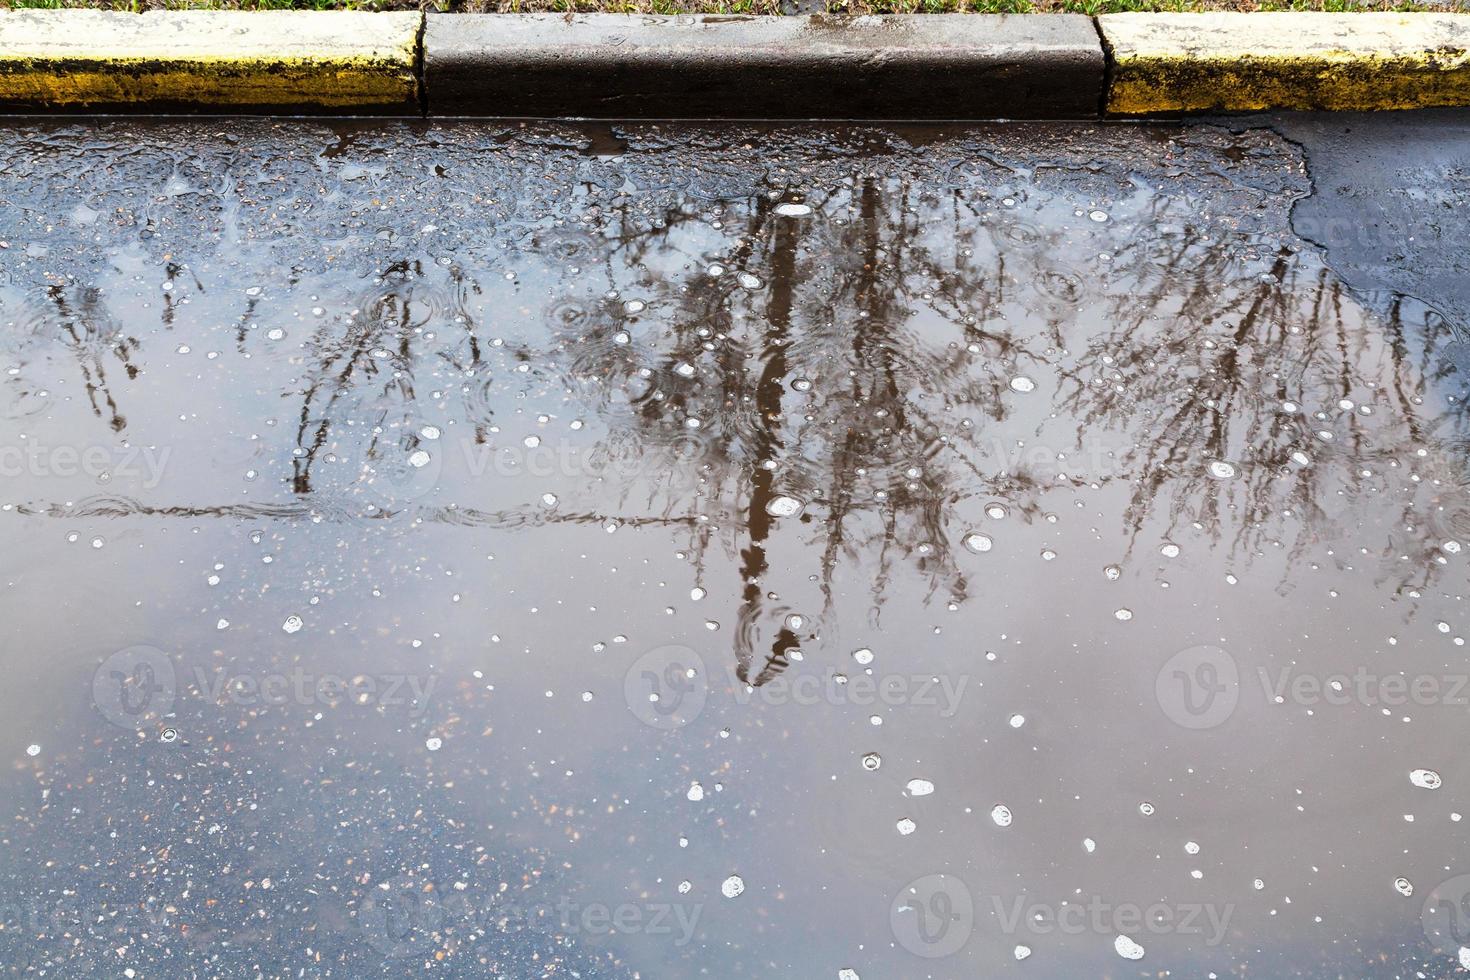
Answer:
423;13;1106;120
0;10;1468;118
0;9;421;114
1100;12;1470;114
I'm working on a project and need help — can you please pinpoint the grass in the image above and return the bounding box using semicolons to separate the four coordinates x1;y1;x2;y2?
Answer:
1;0;1463;12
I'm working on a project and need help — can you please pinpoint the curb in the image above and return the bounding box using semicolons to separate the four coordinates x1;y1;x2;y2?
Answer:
1102;12;1470;114
0;10;419;114
0;10;1467;118
423;14;1102;119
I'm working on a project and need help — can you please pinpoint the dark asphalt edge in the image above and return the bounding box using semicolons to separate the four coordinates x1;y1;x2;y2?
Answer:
1;11;1469;118
1090;16;1116;120
414;12;428;117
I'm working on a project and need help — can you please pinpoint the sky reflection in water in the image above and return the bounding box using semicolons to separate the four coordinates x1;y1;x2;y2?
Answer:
0;119;1467;978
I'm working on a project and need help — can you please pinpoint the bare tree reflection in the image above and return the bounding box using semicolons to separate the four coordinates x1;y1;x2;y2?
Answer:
5;123;1468;678
531;174;1071;682
1055;223;1470;593
48;285;139;434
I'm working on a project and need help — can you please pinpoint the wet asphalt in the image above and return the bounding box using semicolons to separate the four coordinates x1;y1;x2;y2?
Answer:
0;112;1467;979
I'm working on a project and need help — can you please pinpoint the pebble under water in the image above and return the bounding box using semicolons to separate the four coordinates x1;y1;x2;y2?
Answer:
0;119;1468;978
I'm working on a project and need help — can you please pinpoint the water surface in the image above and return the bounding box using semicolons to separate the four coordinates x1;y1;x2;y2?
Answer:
0;119;1467;978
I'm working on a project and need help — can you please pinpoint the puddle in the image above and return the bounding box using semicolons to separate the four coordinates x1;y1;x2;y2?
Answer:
0;119;1467;977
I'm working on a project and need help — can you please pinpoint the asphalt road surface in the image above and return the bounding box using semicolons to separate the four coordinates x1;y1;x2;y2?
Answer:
0;113;1467;978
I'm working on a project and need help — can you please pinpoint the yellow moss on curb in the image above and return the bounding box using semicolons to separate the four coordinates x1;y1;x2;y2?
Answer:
0;10;420;111
0;63;416;110
1109;52;1470;113
1101;13;1470;113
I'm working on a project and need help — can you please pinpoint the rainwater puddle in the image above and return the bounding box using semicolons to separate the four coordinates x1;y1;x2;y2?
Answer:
0;119;1467;977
